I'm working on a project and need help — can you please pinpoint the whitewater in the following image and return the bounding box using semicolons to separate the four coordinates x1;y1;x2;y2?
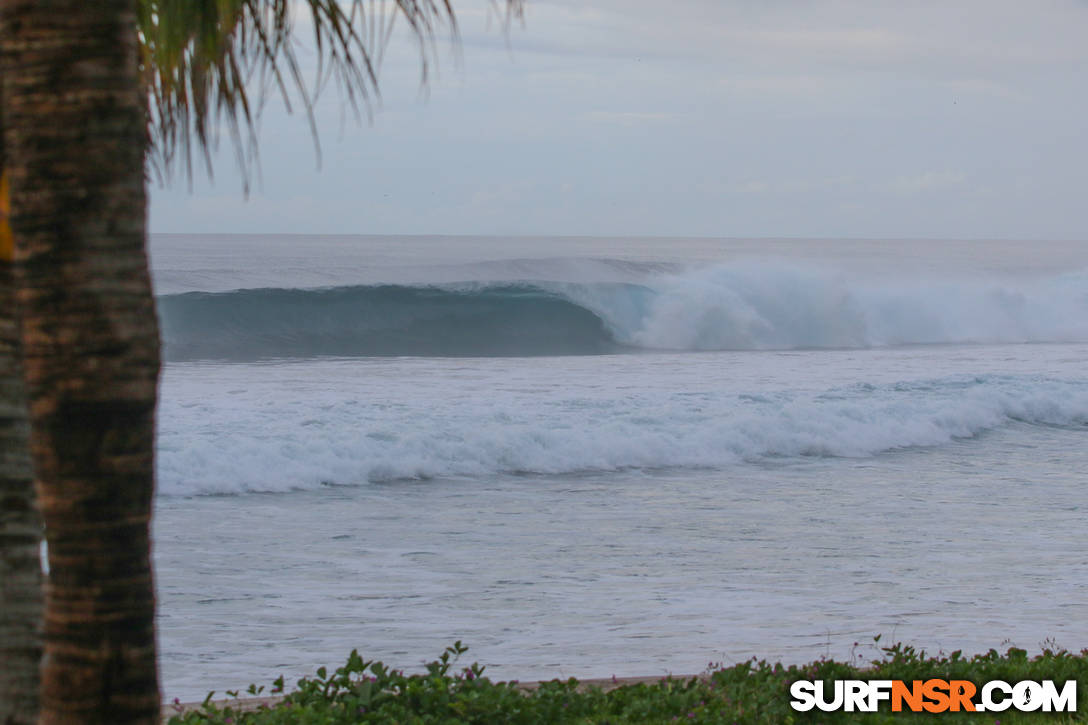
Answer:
150;235;1088;700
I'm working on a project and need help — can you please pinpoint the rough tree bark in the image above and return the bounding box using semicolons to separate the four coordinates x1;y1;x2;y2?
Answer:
0;1;161;723
0;77;41;724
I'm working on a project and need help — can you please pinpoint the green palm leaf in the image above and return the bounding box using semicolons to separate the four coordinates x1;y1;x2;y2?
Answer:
139;0;524;185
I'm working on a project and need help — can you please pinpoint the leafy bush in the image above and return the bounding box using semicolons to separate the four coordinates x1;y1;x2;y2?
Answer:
168;638;1088;724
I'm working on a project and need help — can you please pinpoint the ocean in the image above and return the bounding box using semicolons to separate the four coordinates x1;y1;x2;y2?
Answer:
149;234;1088;701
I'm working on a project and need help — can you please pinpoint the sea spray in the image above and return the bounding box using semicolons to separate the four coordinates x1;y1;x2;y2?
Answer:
158;262;1088;361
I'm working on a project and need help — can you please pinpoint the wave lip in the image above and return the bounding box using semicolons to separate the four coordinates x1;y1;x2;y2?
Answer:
158;263;1088;361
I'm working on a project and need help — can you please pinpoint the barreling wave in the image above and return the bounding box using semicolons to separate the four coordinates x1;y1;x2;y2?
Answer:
158;283;626;360
158;263;1088;361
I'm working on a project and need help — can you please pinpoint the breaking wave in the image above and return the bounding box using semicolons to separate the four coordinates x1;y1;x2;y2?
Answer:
157;263;1088;360
157;372;1088;496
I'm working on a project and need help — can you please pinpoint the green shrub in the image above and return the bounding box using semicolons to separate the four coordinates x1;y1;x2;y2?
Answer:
168;638;1088;724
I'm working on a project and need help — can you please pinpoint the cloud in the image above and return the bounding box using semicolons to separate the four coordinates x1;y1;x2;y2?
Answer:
151;0;1088;240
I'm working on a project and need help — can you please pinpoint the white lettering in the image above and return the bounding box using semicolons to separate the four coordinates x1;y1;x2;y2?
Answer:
815;681;844;712
1041;680;1077;713
789;681;816;712
982;681;1012;712
867;680;893;711
1013;681;1043;712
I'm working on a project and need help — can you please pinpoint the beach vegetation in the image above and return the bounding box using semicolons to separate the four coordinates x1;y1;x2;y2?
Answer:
168;639;1088;724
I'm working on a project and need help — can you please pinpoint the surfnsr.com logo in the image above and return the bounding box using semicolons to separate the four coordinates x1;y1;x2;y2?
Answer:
789;679;1077;713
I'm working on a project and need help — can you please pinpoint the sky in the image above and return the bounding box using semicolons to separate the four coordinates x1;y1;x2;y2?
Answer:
149;0;1088;240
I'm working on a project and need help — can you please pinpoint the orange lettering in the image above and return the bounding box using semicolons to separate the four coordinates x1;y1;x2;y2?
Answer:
948;680;976;712
892;680;924;712
922;679;951;713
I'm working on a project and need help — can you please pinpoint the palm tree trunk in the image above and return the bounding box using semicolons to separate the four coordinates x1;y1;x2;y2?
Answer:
0;105;41;723
0;2;161;723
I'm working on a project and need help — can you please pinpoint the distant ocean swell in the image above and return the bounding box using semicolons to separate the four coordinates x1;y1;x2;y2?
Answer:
158;264;1088;360
157;374;1088;496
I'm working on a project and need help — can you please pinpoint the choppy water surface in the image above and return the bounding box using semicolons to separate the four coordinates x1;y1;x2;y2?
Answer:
151;236;1088;700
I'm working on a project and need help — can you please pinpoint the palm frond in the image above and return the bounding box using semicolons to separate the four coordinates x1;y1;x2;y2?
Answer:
140;0;525;189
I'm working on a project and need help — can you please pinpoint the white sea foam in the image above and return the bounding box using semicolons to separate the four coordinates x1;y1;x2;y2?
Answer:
561;263;1088;351
157;353;1088;497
